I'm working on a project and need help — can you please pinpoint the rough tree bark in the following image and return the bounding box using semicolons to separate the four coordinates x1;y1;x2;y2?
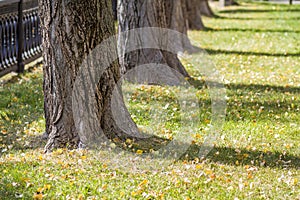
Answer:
118;0;192;78
186;0;205;30
199;0;215;17
112;0;117;20
164;0;194;50
225;0;239;6
40;0;140;152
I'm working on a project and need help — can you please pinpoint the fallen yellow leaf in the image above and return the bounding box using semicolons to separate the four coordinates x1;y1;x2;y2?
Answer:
136;150;143;155
36;187;43;193
139;179;148;187
43;184;51;190
78;194;84;200
33;193;43;200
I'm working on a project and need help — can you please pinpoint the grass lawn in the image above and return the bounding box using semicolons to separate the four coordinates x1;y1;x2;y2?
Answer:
0;1;299;199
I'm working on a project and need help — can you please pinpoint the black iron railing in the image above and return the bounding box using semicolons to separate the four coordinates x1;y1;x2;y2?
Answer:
0;0;41;77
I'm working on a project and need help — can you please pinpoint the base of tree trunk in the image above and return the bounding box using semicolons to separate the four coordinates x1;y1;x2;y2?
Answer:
119;0;192;78
40;0;136;152
225;0;239;6
199;0;215;18
186;0;206;30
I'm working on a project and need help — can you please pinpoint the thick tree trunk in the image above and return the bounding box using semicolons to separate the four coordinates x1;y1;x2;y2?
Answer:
225;0;239;6
118;0;191;78
186;0;205;30
164;0;194;51
118;0;166;73
112;0;117;20
40;0;138;152
199;0;215;17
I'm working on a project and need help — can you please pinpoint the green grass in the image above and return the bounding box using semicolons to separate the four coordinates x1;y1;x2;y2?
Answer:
0;1;300;199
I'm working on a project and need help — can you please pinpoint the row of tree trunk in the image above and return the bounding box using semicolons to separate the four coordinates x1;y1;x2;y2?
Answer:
39;0;230;151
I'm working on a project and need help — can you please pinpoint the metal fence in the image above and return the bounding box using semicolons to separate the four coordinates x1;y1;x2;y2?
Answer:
0;0;41;77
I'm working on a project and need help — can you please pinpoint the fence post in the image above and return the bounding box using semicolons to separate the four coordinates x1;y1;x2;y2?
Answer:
17;0;24;73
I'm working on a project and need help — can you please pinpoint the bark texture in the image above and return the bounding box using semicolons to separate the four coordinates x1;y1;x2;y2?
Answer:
225;0;239;6
40;0;131;151
199;0;215;17
112;0;117;20
164;0;194;50
118;0;191;78
186;0;205;30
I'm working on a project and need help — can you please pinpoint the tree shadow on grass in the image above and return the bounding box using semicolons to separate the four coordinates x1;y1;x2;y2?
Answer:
185;144;300;169
0;66;45;155
227;82;300;94
189;77;300;94
119;79;299;170
203;48;300;57
218;8;300;13
186;79;299;169
189;78;300;119
189;44;300;58
0;183;32;200
214;15;300;20
0;133;46;157
205;27;300;34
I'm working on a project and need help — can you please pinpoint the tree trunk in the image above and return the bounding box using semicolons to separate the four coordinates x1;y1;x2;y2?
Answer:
112;0;117;20
40;0;139;152
199;0;215;17
186;0;205;30
225;0;239;6
118;0;191;78
164;0;194;51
